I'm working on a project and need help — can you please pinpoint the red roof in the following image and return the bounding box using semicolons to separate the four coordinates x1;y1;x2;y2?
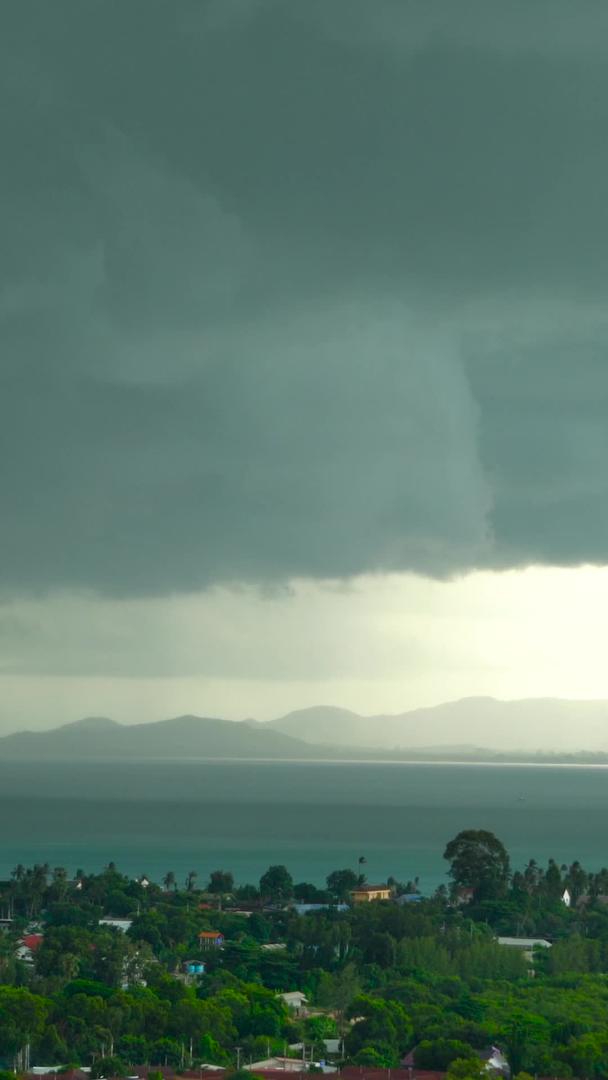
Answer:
198;930;223;938
21;933;43;951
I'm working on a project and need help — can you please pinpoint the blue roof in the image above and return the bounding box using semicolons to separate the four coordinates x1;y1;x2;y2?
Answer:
293;903;349;914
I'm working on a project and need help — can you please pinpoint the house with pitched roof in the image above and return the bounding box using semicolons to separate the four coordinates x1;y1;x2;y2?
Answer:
198;930;224;950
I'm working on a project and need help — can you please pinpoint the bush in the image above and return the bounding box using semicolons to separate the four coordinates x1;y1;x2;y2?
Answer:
414;1039;478;1070
90;1056;127;1079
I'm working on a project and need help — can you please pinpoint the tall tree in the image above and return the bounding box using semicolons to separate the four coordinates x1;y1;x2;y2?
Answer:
208;870;234;895
185;870;198;892
444;830;510;899
326;869;359;901
259;865;293;904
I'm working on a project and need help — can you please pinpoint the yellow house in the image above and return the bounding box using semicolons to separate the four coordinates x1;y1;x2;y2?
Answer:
350;884;392;903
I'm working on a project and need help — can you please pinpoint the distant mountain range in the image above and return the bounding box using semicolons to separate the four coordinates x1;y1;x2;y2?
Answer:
0;714;318;761
268;697;608;753
3;697;608;761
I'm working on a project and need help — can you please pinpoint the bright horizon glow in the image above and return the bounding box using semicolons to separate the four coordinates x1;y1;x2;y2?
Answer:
1;563;608;734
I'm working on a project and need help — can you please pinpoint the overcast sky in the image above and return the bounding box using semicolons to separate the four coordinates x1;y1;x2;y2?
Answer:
3;1;608;733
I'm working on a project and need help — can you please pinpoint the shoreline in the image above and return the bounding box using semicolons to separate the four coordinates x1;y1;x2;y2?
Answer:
3;754;608;768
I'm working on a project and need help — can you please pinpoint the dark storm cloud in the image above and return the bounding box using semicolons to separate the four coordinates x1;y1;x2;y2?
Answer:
2;0;608;595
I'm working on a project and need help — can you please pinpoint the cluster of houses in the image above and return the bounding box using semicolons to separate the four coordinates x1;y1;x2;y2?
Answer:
296;884;423;911
9;922;533;1080
19;1062;507;1080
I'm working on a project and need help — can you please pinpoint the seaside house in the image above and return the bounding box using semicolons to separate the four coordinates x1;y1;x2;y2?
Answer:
16;933;43;964
99;918;133;933
248;1058;318;1073
278;990;308;1013
350;884;392;903
479;1046;510;1076
173;959;206;986
183;959;206;975
198;930;224;950
293;902;349;915
454;886;476;905
497;936;551;962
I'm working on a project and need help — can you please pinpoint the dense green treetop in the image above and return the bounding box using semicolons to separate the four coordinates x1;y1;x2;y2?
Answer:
444;831;511;900
2;839;608;1076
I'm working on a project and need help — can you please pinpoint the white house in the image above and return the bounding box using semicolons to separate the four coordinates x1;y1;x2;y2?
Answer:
480;1046;510;1076
249;1059;307;1073
278;990;308;1012
99;918;133;933
250;1058;335;1075
497;936;551;962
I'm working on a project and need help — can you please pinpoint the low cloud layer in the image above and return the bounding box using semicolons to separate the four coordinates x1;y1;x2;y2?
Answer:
3;1;608;597
2;567;608;732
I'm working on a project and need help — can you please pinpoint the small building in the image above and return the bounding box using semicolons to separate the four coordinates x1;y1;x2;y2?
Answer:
16;933;44;964
350;884;392;903
479;1045;510;1076
497;936;551;962
396;893;423;905
562;888;571;907
293;903;349;915
183;959;206;975
198;930;224;950
22;933;43;951
323;1039;343;1057
249;1058;311;1073
99;918;133;933
29;1070;90;1079
454;886;476;905
278;990;308;1012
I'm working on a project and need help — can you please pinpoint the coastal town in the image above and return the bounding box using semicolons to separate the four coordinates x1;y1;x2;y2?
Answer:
4;4;608;1080
0;832;607;1080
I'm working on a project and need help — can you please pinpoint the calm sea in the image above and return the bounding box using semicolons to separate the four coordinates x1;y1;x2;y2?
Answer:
3;760;608;892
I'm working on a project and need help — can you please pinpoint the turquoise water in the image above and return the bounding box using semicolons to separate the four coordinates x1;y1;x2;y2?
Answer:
2;760;608;891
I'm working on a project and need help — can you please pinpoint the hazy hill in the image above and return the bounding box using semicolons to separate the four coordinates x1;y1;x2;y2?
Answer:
269;697;608;753
0;714;326;761
5;698;608;762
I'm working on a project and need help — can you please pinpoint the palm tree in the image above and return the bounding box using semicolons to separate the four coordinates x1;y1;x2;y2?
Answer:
52;866;68;900
23;864;49;918
185;870;198;892
163;871;177;892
